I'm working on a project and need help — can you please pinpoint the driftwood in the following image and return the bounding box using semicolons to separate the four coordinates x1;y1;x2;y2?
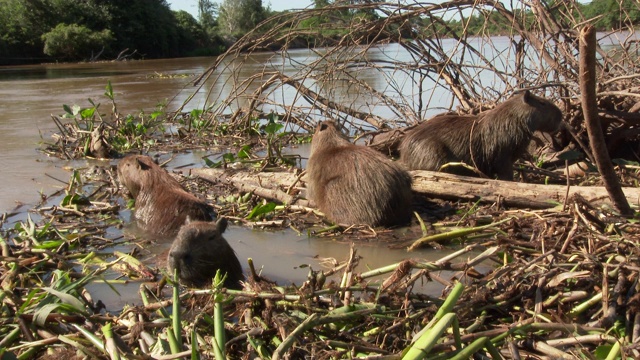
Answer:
191;168;640;211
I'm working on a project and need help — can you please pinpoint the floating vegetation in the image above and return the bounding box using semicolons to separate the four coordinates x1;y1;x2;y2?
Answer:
146;71;195;79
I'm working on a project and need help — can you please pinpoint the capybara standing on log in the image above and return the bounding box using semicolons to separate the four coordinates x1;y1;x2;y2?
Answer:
117;155;215;235
399;90;563;180
167;217;244;289
307;120;413;227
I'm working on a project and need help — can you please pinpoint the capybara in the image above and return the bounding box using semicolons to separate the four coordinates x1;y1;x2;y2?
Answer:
306;120;413;227
167;217;244;289
117;155;215;235
399;90;563;180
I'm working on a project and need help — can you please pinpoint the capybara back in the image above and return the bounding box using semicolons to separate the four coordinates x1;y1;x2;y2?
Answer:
117;155;214;235
307;120;413;227
399;90;563;180
167;218;244;289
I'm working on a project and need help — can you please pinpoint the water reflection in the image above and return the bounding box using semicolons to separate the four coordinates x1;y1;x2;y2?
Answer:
86;222;480;312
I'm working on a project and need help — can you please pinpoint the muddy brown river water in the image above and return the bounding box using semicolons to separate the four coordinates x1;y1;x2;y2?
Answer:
0;50;481;310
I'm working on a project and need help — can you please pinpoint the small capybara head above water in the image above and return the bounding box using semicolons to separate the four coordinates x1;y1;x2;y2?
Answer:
307;120;413;227
167;217;244;289
399;90;563;180
117;154;214;235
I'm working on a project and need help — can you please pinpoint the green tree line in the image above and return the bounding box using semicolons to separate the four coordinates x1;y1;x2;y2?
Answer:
1;0;638;66
441;0;640;36
0;0;272;65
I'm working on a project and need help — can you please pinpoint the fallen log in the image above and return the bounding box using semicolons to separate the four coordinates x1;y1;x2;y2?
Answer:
190;168;640;210
410;170;640;209
191;168;313;207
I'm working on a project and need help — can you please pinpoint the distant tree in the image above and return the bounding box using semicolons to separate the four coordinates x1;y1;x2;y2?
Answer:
582;0;640;30
219;0;266;37
174;10;205;53
198;0;219;32
102;0;180;58
41;23;113;60
314;0;331;8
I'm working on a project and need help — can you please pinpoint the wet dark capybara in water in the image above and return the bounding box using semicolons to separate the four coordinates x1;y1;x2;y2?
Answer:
399;90;563;180
117;155;215;235
167;217;244;289
306;120;413;227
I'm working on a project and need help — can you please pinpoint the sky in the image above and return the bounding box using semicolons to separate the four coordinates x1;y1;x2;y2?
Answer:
168;0;315;18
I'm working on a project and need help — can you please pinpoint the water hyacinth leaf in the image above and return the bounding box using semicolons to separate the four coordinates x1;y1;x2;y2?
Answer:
71;104;82;116
203;157;222;168
264;121;284;135
61;193;91;207
81;107;96;120
246;202;277;220
237;144;252;159
63;104;74;116
190;108;203;120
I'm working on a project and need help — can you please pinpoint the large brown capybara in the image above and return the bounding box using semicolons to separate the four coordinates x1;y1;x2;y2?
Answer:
399;90;563;180
117;155;215;235
167;217;244;289
307;120;413;227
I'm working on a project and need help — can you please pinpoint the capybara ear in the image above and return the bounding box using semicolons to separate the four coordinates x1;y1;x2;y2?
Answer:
319;122;329;131
522;89;531;103
136;157;152;171
216;217;228;234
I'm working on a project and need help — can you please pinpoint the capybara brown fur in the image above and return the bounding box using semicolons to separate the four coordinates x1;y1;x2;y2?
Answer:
117;155;214;235
167;218;244;289
399;90;563;180
307;120;413;227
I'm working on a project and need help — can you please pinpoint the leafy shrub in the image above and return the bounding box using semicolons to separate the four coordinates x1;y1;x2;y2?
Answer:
41;23;113;60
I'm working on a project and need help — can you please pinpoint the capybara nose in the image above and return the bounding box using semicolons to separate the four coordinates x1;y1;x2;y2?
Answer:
169;249;190;266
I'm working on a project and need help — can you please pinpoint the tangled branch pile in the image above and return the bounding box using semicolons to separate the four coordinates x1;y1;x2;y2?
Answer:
187;1;640;160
